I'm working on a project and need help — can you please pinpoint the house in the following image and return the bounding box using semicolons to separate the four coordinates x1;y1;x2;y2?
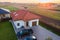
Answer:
0;8;10;21
11;10;40;28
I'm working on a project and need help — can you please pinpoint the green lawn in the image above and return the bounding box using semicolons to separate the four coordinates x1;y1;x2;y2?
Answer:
0;6;19;11
0;21;17;40
27;6;60;20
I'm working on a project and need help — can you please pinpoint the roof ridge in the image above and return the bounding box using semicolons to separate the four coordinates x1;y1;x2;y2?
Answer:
23;10;28;20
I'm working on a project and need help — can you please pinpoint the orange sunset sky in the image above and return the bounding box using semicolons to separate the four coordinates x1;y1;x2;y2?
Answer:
0;0;60;3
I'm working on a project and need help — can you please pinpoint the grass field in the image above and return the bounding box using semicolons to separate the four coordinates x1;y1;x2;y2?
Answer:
0;6;19;11
0;21;17;40
53;7;60;11
27;6;60;20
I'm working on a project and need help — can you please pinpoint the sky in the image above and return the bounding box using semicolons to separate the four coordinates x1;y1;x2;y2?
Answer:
0;0;60;3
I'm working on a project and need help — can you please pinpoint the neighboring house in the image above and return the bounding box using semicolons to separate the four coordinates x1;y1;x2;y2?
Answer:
0;8;10;21
11;10;40;28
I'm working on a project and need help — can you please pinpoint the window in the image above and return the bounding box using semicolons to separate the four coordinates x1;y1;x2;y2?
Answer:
17;23;20;26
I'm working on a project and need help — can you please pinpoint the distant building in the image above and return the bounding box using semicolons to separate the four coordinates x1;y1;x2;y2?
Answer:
0;8;10;21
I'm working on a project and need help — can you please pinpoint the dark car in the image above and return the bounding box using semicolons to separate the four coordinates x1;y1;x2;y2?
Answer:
17;29;33;38
23;35;37;40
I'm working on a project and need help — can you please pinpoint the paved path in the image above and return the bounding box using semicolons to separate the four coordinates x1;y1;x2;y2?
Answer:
31;26;60;40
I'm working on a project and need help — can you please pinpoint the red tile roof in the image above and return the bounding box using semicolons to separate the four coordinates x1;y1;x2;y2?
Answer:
11;10;40;21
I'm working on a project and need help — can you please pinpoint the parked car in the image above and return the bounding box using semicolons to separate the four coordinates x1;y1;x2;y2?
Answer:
17;29;33;38
23;35;37;40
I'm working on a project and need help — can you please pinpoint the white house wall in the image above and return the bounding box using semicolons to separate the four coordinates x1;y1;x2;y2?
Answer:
28;19;39;27
13;20;25;28
5;14;10;18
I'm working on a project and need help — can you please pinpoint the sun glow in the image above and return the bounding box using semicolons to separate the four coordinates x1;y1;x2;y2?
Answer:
39;0;53;3
0;0;60;3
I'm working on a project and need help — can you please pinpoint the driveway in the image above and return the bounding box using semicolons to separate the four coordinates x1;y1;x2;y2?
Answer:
31;25;60;40
11;20;60;40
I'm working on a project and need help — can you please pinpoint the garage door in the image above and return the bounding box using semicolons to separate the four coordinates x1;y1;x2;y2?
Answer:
32;21;37;26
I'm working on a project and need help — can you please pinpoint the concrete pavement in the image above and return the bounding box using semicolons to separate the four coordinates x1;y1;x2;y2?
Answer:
31;25;60;40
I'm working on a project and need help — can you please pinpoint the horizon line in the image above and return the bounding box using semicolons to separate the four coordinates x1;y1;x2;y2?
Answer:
0;2;60;4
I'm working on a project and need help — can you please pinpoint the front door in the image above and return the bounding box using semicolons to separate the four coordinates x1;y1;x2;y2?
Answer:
32;21;37;26
26;22;28;26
